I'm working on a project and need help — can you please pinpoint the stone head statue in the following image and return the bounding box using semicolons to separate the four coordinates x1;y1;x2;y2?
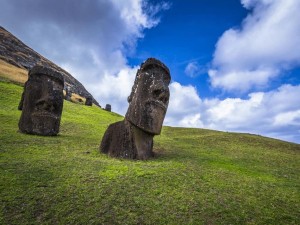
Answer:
105;104;111;112
18;65;64;136
85;96;93;106
100;58;171;160
126;58;171;135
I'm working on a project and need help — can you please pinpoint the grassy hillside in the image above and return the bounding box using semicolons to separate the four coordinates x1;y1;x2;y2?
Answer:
0;81;299;224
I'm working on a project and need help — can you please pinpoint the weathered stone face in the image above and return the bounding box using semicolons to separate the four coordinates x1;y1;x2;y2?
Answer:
18;66;64;136
100;58;171;160
126;58;170;135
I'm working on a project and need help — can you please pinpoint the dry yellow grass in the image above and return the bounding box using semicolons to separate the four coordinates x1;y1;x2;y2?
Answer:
71;93;87;104
0;59;28;84
0;59;87;104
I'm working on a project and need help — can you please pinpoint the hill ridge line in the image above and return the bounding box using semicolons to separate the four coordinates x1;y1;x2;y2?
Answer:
0;26;100;107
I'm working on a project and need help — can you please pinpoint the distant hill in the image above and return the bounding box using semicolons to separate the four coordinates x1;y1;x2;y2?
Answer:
0;26;100;107
1;80;299;224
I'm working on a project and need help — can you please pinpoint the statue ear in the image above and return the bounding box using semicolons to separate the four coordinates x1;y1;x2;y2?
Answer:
127;94;132;103
18;81;27;110
18;92;25;110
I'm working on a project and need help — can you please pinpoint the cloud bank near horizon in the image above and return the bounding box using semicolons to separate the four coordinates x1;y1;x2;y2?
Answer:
166;83;300;143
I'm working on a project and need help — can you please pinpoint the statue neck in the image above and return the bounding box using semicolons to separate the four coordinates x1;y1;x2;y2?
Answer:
126;120;154;160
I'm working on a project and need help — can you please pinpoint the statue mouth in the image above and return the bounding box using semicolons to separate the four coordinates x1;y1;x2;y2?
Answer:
150;88;169;111
31;110;58;119
147;99;167;111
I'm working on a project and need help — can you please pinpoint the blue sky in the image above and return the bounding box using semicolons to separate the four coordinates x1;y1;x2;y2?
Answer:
1;0;300;143
129;0;248;98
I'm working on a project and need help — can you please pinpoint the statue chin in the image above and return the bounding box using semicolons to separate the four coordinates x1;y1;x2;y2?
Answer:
31;111;58;119
31;114;60;136
126;100;166;135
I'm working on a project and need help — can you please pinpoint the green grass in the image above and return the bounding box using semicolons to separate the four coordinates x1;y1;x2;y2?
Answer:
0;81;299;225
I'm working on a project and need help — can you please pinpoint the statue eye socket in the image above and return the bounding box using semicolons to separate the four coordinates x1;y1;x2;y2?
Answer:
153;89;161;97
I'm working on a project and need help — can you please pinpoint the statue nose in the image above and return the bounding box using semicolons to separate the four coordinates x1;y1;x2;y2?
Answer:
35;96;55;111
152;86;169;104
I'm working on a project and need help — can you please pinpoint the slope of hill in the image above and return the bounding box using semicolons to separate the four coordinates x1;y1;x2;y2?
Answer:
0;26;100;107
0;81;299;224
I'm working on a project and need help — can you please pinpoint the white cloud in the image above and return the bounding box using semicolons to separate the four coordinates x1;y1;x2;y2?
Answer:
184;61;207;78
0;0;170;110
178;113;204;128
203;84;300;143
184;62;199;77
165;83;300;144
273;110;300;126
208;68;279;92
88;66;138;114
209;0;300;92
164;82;202;126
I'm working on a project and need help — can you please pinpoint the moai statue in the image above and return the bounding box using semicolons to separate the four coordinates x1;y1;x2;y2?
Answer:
100;58;171;160
105;104;111;112
18;65;64;136
85;96;93;106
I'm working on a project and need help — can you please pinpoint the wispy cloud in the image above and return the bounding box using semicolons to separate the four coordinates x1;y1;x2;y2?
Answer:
184;62;207;78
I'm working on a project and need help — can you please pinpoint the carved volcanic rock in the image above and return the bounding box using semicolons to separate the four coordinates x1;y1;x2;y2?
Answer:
100;58;171;160
18;65;64;136
0;26;100;107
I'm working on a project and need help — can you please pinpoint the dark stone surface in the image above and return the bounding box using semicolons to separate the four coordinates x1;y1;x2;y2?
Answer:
105;104;111;112
0;26;100;107
100;120;154;159
18;81;26;110
126;58;170;135
64;87;72;101
85;96;93;106
100;58;171;160
100;120;138;159
18;65;64;136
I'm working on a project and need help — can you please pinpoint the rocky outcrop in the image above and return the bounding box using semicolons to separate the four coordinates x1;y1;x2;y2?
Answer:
0;26;100;107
